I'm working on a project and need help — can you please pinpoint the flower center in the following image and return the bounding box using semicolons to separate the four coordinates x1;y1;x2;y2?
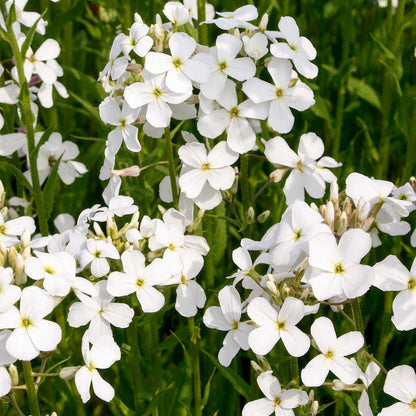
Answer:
172;57;183;69
324;350;334;359
44;265;56;275
334;263;345;274
180;274;187;285
93;250;101;259
276;321;285;331
168;243;176;251
119;118;127;128
136;278;145;288
275;88;284;99
21;317;33;328
0;224;6;235
229;107;240;118
218;61;227;72
293;229;302;241
410;399;416;409
408;278;416;290
274;397;281;407
201;163;210;171
232;320;239;330
152;87;163;99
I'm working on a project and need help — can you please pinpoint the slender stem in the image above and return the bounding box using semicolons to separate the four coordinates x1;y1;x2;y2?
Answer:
7;394;26;416
240;154;250;218
127;322;143;414
362;351;388;376
188;318;202;416
4;6;49;235
164;127;179;209
289;356;299;387
339;309;356;328
22;361;40;416
197;0;208;46
35;355;50;387
250;178;273;207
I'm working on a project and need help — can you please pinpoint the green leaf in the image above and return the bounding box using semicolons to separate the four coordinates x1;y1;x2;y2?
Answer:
370;34;396;61
31;124;56;160
110;396;135;416
341;392;360;415
356;117;379;162
142;383;174;416
316;400;336;414
201;349;251;400
201;368;216;409
67;90;102;125
0;161;34;193
21;12;47;59
347;77;381;111
310;95;333;125
42;154;63;223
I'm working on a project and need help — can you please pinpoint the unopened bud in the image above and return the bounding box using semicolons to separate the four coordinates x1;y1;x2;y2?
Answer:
257;210;270;223
8;363;19;386
59;366;80;381
1;206;7;218
326;201;335;228
311;401;319;415
13;253;26;285
259;13;269;32
112;165;141;177
310;202;319;212
233;28;240;39
93;222;105;238
266;277;278;295
330;181;339;204
357;197;371;220
21;229;31;249
250;360;263;374
270;168;287;183
246;207;255;224
338;211;348;235
343;197;352;218
0;180;5;207
157;204;167;215
126;63;143;73
134;12;144;23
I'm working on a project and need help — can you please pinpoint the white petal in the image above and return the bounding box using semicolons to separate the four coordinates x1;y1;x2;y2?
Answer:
75;367;92;403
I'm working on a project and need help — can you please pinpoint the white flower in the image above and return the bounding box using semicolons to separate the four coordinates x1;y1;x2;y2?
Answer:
197;79;268;154
242;371;308;416
145;32;210;93
0;213;35;247
374;255;416;331
242;33;269;61
0;286;62;361
120;22;153;57
301;316;363;387
124;71;191;128
203;286;253;366
92;195;138;222
0;330;16;397
79;239;120;278
98;34;129;81
25;251;76;297
74;333;121;403
67;280;134;342
107;251;169;313
178;141;238;210
271;16;318;79
160;250;206;317
0;268;20;313
163;2;191;26
196;33;256;100
264;133;341;204
243;57;315;134
379;365;416;415
247;296;310;357
99;97;141;153
307;228;373;300
204;5;258;30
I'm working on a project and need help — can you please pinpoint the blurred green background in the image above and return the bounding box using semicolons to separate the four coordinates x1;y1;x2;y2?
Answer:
0;0;415;415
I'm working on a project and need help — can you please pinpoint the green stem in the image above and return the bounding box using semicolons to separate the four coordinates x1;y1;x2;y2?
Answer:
7;394;26;416
127;322;143;414
4;5;49;235
188;318;202;416
240;154;250;218
197;0;208;46
289;356;299;387
22;361;40;416
164;127;179;209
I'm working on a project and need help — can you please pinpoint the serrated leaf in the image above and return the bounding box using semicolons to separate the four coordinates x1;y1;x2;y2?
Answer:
0;161;33;193
42;154;63;222
31;125;55;160
201;349;251;400
142;383;174;416
21;12;47;59
347;77;381;111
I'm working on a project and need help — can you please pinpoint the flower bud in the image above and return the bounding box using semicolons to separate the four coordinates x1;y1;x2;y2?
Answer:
13;253;26;285
330;181;339;204
93;221;105;238
259;13;269;32
59;366;80;381
134;12;144;23
8;364;18;386
270;168;287;183
0;180;5;208
257;210;270;223
246;207;255;224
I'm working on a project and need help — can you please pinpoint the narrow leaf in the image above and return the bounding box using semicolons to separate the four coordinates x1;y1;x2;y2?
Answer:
0;161;33;193
42;154;63;222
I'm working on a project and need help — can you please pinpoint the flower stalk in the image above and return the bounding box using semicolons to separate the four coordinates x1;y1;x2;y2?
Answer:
22;361;41;416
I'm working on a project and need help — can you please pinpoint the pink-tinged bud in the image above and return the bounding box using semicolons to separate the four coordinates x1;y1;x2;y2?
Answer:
126;63;143;73
29;75;42;87
17;127;26;133
270;168;288;183
112;165;141;177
